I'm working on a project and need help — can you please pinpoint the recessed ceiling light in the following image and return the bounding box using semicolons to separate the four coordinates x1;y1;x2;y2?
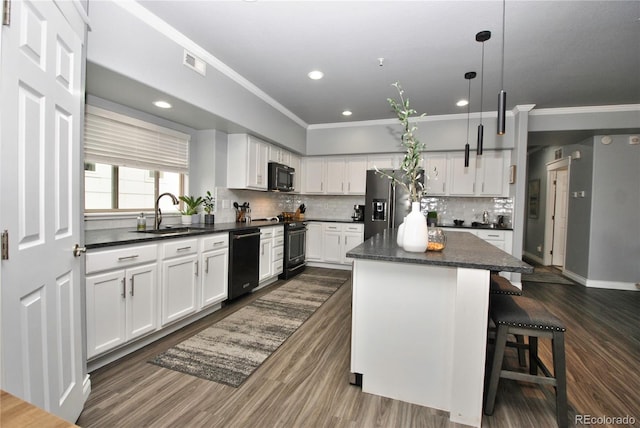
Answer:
342;110;352;116
154;100;172;109
456;99;469;107
308;70;324;80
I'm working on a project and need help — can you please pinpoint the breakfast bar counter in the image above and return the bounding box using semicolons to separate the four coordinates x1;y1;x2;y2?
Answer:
346;230;532;427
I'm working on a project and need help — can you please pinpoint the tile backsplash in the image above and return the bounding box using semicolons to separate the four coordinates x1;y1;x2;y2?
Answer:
85;188;513;230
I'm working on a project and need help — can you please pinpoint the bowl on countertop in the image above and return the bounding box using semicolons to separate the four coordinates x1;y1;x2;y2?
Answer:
453;219;465;226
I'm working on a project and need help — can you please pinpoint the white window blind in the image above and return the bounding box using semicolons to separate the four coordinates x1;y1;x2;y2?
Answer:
84;105;190;174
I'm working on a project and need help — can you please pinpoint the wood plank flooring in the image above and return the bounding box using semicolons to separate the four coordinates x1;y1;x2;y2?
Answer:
76;267;640;427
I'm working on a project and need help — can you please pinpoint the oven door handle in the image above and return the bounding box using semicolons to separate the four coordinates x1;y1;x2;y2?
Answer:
234;232;261;239
288;263;306;272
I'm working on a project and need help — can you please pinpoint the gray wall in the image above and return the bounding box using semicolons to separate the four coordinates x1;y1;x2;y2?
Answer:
306;113;515;155
589;135;640;282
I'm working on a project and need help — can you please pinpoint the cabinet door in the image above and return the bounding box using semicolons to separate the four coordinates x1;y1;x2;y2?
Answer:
303;157;326;194
346;157;367;194
200;248;228;309
342;231;364;264
306;223;324;261
289;154;302;193
322;224;343;263
247;137;268;189
259;238;273;281
325;158;346;194
367;154;400;170
476;151;507;196
126;263;158;341
86;270;126;358
449;152;477;196
161;254;198;326
424;153;448;195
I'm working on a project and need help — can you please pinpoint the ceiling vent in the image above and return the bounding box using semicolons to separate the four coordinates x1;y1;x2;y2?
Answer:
183;50;206;76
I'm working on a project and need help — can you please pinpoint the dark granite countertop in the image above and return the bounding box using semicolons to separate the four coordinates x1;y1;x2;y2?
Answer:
85;220;283;250
437;224;513;231
346;230;532;273
305;218;364;224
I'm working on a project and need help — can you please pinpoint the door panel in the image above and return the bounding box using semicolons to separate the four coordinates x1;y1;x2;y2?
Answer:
1;0;87;421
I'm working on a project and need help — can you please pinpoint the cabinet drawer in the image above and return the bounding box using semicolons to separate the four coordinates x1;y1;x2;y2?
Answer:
323;224;342;232
273;226;284;237
477;230;504;241
86;244;157;274
272;260;283;276
162;238;198;258
260;228;274;239
272;246;284;261
344;224;364;233
273;236;285;247
201;233;229;251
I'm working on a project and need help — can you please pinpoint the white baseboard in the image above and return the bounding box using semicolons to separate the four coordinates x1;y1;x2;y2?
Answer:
563;269;638;291
307;261;352;271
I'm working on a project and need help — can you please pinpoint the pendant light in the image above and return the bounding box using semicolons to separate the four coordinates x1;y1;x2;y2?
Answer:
497;0;507;135
476;30;491;155
464;71;476;168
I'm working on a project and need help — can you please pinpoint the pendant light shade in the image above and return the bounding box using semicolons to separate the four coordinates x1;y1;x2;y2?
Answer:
463;71;476;168
497;0;507;135
476;30;490;155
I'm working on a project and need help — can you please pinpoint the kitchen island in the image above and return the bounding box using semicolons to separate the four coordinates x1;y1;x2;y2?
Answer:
346;230;532;427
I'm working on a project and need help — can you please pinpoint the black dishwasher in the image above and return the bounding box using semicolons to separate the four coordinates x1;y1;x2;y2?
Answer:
228;228;261;300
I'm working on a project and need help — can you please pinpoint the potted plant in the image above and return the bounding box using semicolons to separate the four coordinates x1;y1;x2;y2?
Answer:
202;190;215;225
376;82;428;252
179;195;203;225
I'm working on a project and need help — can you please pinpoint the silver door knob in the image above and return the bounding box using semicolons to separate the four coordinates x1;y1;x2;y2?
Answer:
73;244;86;257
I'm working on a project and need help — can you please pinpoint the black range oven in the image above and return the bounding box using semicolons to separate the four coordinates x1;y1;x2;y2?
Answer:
279;221;306;279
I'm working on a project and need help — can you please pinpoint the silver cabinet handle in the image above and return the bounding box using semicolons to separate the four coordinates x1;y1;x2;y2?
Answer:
213;241;225;246
177;246;191;251
118;254;139;261
195;261;198;276
130;275;135;296
121;278;126;298
205;258;209;274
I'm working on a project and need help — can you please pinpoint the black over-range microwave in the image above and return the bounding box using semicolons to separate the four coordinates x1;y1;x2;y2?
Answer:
268;162;295;192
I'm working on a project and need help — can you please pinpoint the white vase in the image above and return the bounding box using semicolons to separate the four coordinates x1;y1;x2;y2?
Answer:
396;216;406;247
181;214;193;225
402;202;428;252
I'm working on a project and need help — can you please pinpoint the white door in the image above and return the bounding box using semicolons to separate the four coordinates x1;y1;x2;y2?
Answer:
0;0;87;421
552;169;569;267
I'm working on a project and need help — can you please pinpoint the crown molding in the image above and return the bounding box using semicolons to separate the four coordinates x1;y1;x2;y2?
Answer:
530;104;640;116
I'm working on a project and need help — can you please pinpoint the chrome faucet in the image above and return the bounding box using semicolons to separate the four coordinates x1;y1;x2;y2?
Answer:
155;192;180;230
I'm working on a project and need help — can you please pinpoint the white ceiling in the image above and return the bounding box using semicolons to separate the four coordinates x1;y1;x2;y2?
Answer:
87;0;640;145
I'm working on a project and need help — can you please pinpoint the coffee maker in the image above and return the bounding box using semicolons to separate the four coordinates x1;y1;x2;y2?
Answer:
352;204;365;222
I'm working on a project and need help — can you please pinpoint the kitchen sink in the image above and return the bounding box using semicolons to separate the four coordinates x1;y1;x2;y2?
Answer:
471;222;501;229
132;227;202;235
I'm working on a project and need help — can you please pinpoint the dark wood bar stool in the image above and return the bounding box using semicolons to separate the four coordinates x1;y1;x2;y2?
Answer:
484;294;568;428
488;274;526;365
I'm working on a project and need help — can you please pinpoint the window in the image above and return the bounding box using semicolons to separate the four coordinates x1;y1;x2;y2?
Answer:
84;106;190;212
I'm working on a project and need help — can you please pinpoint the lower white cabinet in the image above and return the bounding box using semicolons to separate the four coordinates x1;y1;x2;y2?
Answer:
86;244;159;359
199;234;229;309
259;226;284;283
309;222;364;266
161;238;199;326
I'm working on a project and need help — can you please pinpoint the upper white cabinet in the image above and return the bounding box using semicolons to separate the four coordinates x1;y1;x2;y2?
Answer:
448;150;509;197
367;154;402;170
227;134;269;190
268;144;291;166
424;153;448;195
302;156;367;195
289;153;302;193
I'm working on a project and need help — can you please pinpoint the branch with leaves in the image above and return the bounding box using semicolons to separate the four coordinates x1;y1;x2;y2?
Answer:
375;82;426;202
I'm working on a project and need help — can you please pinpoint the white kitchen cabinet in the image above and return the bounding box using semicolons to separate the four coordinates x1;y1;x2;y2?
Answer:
268;144;291;166
367;154;402;170
161;238;199;326
289;153;302;193
199;234;229;310
227;134;269;190
317;222;364;265
326;158;346;194
272;226;285;277
424;153;448;195
448;150;508;197
86;243;159;359
342;223;365;264
345;157;367;194
259;227;274;281
302;157;326;194
306;222;324;261
322;223;343;263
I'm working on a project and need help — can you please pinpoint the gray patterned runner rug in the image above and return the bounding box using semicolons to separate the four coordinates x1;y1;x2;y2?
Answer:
149;272;347;387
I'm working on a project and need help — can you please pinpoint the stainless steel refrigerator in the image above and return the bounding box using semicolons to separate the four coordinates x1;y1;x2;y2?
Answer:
364;169;423;240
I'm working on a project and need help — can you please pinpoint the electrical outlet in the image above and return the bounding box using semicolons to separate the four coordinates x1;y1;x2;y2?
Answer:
537;245;542;252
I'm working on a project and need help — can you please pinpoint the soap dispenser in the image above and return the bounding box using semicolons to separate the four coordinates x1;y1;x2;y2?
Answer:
137;213;146;231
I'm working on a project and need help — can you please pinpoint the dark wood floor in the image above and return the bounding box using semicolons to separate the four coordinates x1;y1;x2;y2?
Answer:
77;267;640;427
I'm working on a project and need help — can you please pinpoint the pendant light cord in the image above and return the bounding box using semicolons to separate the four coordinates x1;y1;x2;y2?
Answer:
466;78;471;142
480;42;485;124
